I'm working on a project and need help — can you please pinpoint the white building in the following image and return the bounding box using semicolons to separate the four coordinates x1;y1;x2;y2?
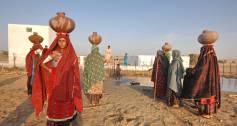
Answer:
8;24;56;67
121;55;190;71
138;55;156;66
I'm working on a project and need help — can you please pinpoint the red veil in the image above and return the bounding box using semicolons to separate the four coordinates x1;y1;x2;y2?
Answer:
32;33;83;116
25;44;43;76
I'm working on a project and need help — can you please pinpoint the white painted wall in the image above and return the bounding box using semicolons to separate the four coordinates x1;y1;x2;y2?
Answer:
8;24;55;67
79;56;86;69
138;55;155;66
130;55;190;71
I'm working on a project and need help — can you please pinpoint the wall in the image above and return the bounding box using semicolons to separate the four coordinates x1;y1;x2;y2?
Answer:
8;24;55;67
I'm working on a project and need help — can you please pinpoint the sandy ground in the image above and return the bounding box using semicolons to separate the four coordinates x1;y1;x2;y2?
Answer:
0;72;237;126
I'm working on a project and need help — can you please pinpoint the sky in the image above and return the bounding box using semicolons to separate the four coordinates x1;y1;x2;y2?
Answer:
0;0;237;59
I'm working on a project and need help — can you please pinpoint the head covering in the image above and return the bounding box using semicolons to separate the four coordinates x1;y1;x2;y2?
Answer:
156;50;163;56
168;50;185;96
172;50;183;62
31;44;43;51
91;44;99;52
32;32;82;116
83;45;104;93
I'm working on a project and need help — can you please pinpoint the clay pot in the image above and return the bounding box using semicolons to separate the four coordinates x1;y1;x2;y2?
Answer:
198;30;219;45
162;42;172;52
28;32;44;44
88;32;102;45
49;12;75;33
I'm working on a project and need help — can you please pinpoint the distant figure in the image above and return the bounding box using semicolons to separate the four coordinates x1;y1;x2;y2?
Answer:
115;64;121;80
182;30;220;119
151;50;169;98
104;45;112;65
162;42;172;62
25;32;43;95
42;45;48;55
124;53;128;66
167;50;185;107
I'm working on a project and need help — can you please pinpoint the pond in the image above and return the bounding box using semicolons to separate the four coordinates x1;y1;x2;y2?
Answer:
117;76;237;92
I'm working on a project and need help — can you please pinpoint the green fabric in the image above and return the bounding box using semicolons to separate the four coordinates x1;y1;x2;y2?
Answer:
83;45;104;93
164;52;171;62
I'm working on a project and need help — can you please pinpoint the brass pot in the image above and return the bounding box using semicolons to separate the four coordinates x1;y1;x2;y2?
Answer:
49;12;75;33
88;32;102;45
198;30;219;45
28;32;44;44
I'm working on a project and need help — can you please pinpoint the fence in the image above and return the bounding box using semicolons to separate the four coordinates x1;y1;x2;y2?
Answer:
219;62;237;78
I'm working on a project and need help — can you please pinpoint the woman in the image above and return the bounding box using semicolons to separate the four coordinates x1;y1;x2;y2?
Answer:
104;45;112;65
83;44;105;106
25;32;43;95
124;53;128;66
33;13;83;126
151;50;169;98
167;50;185;107
183;30;220;118
32;32;83;126
185;45;220;118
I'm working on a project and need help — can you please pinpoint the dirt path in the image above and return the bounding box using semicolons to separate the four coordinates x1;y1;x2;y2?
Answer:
0;73;237;126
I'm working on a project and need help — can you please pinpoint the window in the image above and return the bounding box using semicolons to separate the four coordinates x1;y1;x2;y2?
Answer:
26;27;32;32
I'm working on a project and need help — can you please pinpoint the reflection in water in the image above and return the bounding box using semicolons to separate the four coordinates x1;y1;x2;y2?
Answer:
119;76;237;92
221;77;237;92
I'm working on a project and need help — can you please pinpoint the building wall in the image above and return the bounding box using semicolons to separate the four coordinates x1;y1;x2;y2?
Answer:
137;55;190;69
138;55;155;66
8;24;55;67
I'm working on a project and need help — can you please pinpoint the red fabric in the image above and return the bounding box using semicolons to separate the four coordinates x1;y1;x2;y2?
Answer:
25;44;43;76
25;51;33;77
32;33;83;118
42;47;48;56
183;45;221;108
151;54;169;97
200;96;216;105
198;96;217;115
32;44;43;51
200;98;208;105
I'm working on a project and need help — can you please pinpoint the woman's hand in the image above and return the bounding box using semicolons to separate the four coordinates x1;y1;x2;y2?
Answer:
48;68;52;74
41;63;52;74
51;51;61;61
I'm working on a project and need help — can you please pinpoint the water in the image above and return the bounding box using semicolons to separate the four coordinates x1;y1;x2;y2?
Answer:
221;77;237;92
118;76;237;93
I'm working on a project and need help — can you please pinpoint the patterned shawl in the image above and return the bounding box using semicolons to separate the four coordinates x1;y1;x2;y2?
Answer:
83;45;104;93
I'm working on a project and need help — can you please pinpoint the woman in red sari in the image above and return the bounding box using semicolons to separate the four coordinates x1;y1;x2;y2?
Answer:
25;32;44;95
32;13;83;126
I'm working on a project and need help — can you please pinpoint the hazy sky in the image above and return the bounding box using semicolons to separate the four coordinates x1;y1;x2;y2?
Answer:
0;0;236;59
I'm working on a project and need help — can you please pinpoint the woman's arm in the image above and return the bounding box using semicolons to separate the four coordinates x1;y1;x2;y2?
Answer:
41;63;52;73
